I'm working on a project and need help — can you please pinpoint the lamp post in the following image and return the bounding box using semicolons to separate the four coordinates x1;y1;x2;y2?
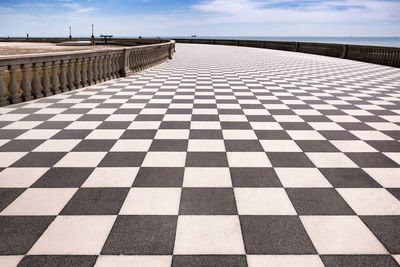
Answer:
69;26;72;39
91;24;95;45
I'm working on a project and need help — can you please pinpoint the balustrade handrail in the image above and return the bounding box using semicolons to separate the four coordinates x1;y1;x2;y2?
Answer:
173;38;400;68
0;40;175;106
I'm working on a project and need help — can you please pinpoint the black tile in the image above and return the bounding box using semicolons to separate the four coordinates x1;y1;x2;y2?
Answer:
0;216;54;254
133;167;184;187
220;122;251;129
99;152;146;167
149;139;188;151
61;188;129;215
389;188;400;201
267;152;314;167
186;152;228;167
172;255;247;267
189;130;223;139
160;121;191;129
338;123;374;130
366;141;400;152
286;188;355;215
346;153;399;167
0;188;25;212
320;255;398;267
179;188;237;215
0;140;44;152
34;121;72;129
97;122;130;129
120;130;157;139
255;130;291;140
52;130;91;139
361;216;400;254
225;140;263;151
135;114;164;121
32;168;94;188
73;140;116;151
320;168;381;188
11;152;66;167
101;215;177;255
230;168;282;187
18;255;97;267
279;122;313;130
296;140;339;152
77;115;108;121
240;215;316;254
319;131;358;140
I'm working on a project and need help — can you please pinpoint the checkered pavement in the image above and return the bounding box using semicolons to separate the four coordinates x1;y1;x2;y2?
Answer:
1;43;400;267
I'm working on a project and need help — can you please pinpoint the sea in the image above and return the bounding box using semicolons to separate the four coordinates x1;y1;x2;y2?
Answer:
160;37;400;48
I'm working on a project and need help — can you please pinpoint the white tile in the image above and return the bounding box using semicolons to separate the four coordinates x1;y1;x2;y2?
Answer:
128;121;161;129
219;115;247;122
15;130;60;140
273;115;304;122
86;130;125;140
48;114;83;121
155;130;189;139
366;122;400;131
250;122;283;130
1;188;77;215
0;152;27;167
275;168;332;188
190;121;221;130
0;256;24;267
227;152;271;167
327;115;360;123
393;255;400;265
95;256;172;267
142;152;186;167
174;216;245;254
287;131;325;140
383;153;400;165
55;152;107;167
260;140;302;152
337;188;400;215
33;140;80;152
82;167;139;187
111;140;152;152
223;130;257;140
120;188;181;215
0;168;48;188
247;255;324;267
3;121;42;130
66;121;102;130
363;168;400;188
188;140;225;152
330;140;377;152
106;114;137;121
306;153;357;168
163;114;192;121
301;216;388;254
183;168;232;187
29;215;116;255
350;131;392;140
308;122;344;131
235;188;296;215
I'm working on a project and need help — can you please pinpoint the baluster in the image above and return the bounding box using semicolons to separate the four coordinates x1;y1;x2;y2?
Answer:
67;59;75;90
98;56;104;82
105;55;111;80
93;57;99;84
114;54;121;77
110;55;116;79
59;60;68;92
31;62;43;98
41;62;52;97
0;66;9;106
101;56;107;81
87;57;93;85
21;63;33;101
50;61;61;94
8;65;22;104
74;58;82;88
81;58;89;87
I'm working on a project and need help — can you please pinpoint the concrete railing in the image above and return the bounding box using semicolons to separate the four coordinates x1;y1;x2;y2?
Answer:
0;40;175;106
174;38;400;68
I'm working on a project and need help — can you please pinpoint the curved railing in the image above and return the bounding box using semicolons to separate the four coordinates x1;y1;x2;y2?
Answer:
173;38;400;68
0;40;175;106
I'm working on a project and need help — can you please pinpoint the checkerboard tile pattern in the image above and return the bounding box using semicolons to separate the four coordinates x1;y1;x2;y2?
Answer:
1;43;400;266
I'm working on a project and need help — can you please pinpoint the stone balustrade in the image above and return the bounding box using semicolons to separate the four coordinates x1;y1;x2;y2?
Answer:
0;41;175;106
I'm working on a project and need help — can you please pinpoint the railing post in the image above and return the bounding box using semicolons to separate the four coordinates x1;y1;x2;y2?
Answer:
74;58;82;88
81;58;89;87
41;62;52;97
51;61;61;94
119;49;133;77
0;66;9;106
87;57;93;85
59;60;68;92
31;63;43;99
8;65;22;104
342;44;348;59
294;42;299;52
93;57;99;84
21;63;33;101
67;59;75;90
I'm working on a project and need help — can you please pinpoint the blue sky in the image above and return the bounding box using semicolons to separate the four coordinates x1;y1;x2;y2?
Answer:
0;0;399;37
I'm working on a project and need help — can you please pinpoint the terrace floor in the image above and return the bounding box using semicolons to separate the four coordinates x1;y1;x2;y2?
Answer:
1;43;400;267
